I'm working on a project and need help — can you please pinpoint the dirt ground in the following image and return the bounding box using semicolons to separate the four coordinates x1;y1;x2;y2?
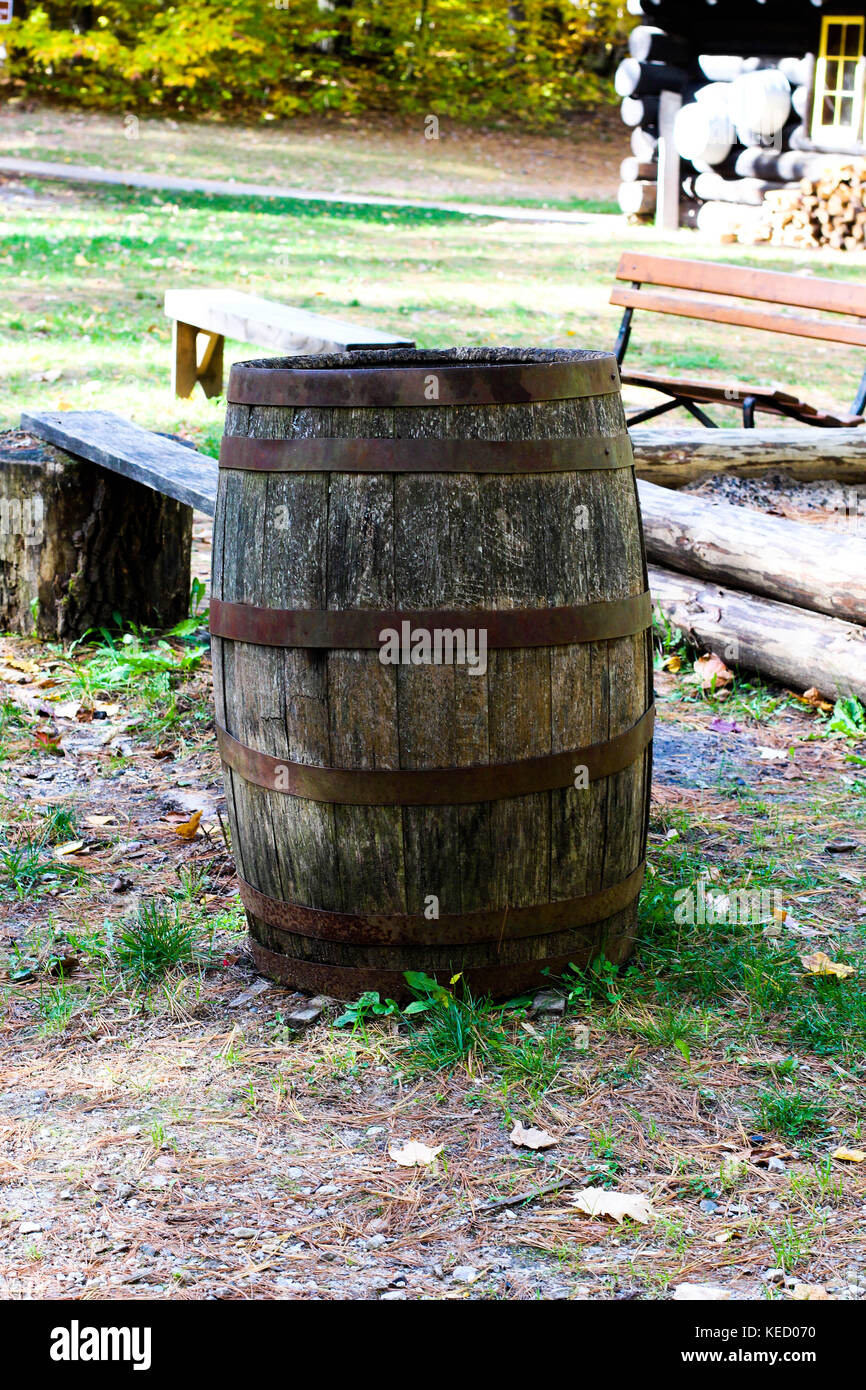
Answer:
0;105;627;206
2;490;865;1301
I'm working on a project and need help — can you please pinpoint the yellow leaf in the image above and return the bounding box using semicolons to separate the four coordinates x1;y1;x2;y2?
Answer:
800;951;855;979
54;840;85;857
173;809;203;840
661;653;682;672
831;1147;866;1162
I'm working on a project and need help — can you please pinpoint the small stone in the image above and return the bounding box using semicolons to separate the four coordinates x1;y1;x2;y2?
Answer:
154;1155;177;1171
284;999;324;1029
699;1199;718;1214
18;1221;43;1235
763;1268;786;1283
110;875;133;893
673;1283;732;1301
316;1183;340;1196
451;1265;477;1284
767;1157;787;1173
367;1233;387;1248
366;1126;385;1136
531;988;565;1016
380;1290;407;1301
230;1227;258;1239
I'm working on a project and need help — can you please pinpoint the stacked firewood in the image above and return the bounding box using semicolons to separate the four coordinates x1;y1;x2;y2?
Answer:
746;162;866;249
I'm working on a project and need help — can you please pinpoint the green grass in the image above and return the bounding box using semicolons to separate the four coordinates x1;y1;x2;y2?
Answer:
114;898;207;984
4;173;866;442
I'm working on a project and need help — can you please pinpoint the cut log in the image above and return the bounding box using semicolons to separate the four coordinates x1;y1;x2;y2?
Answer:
674;101;734;166
735;148;861;181
0;430;192;640
698;55;762;83
630;426;866;488
615;58;690;99
693;172;799;205
695;199;764;237
729;69;791;143
638;478;866;625
622;95;660;128
649;565;866;703
620;156;657;182
631;126;659;161
629;26;692;65
618;179;657;216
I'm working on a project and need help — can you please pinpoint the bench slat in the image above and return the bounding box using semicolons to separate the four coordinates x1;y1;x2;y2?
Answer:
20;410;218;517
615;252;866;319
610;285;866;348
163;288;413;355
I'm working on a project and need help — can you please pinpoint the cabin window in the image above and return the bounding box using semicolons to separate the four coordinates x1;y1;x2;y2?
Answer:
812;15;866;146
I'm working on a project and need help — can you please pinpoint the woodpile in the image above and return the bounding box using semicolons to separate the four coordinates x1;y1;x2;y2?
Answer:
640;478;866;703
746;162;866;249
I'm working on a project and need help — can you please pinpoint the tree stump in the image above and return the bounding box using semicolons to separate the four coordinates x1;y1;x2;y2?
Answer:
0;430;192;640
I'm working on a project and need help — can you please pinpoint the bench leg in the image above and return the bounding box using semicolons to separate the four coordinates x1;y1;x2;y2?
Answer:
171;322;225;399
742;395;756;429
197;331;224;399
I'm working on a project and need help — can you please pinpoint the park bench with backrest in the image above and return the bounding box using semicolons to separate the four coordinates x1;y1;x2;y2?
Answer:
610;253;866;428
163;287;414;398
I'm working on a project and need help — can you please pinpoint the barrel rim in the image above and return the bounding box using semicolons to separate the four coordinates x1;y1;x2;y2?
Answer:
227;350;621;408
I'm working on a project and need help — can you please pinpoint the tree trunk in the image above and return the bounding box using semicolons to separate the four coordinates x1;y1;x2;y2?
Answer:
0;430;192;640
649;565;866;703
638;479;866;624
630;427;866;488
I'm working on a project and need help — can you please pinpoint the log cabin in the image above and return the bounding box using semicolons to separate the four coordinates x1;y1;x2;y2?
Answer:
620;1;866;239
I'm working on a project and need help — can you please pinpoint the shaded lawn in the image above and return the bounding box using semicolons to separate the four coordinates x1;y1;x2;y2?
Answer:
2;178;866;453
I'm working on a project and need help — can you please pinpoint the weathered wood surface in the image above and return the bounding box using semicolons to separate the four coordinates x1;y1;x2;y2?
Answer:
213;348;653;997
0;431;191;638
630;427;866;487
163;288;414;356
21;410;218;515
639;479;866;624
649;565;866;703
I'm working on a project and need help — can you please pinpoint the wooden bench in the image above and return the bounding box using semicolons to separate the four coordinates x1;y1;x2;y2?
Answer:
611;253;866;428
163;288;415;399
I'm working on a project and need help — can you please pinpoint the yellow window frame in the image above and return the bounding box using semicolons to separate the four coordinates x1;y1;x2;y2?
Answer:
812;15;866;145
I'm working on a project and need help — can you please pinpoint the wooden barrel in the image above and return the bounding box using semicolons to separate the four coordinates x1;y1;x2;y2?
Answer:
211;348;653;1000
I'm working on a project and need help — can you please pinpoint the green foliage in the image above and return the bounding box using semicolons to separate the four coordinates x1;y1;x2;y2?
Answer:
3;2;629;124
114;898;202;983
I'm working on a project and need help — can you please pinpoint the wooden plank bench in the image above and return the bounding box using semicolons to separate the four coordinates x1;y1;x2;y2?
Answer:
21;409;218;514
163;288;415;399
611;252;866;428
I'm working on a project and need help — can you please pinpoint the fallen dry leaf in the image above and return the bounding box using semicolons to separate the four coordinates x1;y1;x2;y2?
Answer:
83;814;118;828
660;653;682;673
791;1284;829;1301
54;840;85;858
831;1147;866;1163
571;1187;654;1225
791;687;833;713
173;810;203;840
800;951;855;979
673;1283;731;1301
694;652;733;690
757;746;789;762
510;1122;556;1150
388;1141;443;1168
